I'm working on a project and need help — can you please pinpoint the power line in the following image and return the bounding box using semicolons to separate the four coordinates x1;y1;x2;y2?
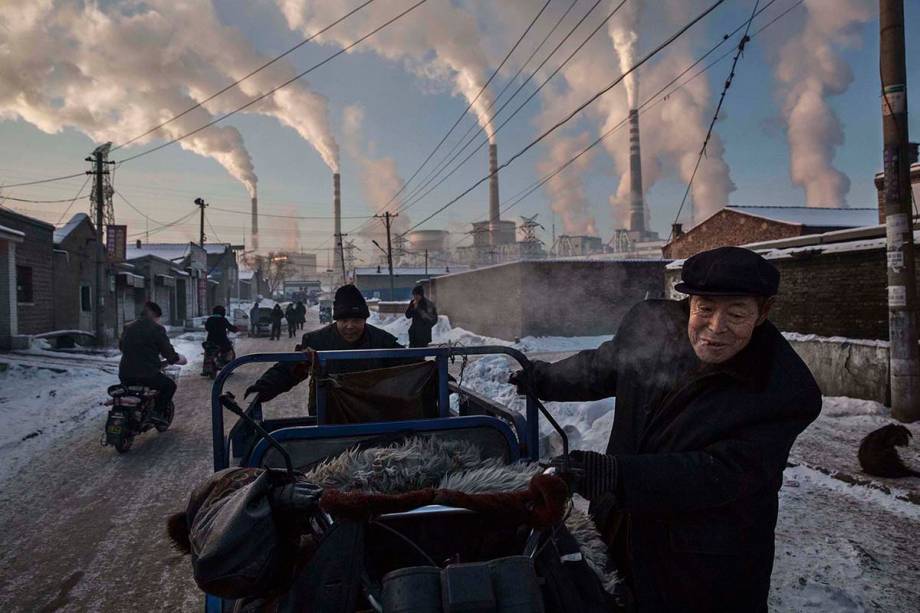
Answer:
111;0;377;152
208;205;372;220
400;0;619;215
205;211;223;244
127;209;198;238
55;176;92;225
117;0;428;165
0;172;86;189
0;194;91;204
403;0;726;235
502;0;795;219
670;0;761;239
370;0;553;221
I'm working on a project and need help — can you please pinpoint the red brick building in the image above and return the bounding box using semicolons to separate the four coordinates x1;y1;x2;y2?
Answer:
0;209;55;338
873;162;920;223
661;206;878;259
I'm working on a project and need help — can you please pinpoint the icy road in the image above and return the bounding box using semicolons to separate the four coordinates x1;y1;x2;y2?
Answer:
0;315;918;611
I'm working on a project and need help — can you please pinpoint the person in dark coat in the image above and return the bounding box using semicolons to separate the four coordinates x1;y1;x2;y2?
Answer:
295;300;307;330
269;304;284;341
284;303;297;339
405;285;438;348
204;305;238;352
246;284;405;412
513;247;821;613
119;302;187;418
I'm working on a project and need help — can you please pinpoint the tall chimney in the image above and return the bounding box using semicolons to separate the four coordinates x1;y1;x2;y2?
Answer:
488;143;500;246
333;173;343;280
251;194;259;252
627;109;645;236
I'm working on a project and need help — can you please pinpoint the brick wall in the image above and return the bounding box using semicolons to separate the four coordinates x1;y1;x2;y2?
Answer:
0;210;54;335
663;209;801;259
874;164;920;224
427;260;666;339
665;247;908;340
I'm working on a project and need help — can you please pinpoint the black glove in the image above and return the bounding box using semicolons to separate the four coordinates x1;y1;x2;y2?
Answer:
244;383;272;402
508;369;531;395
551;450;617;503
266;470;323;513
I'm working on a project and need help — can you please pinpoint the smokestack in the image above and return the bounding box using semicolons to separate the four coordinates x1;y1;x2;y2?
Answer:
488;143;500;246
251;195;259;252
628;109;645;235
333;173;343;279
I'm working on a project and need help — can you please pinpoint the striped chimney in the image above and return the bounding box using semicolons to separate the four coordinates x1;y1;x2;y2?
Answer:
628;109;645;235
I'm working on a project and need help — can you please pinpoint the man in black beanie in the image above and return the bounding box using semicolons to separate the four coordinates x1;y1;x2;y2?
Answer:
246;284;404;412
511;246;821;613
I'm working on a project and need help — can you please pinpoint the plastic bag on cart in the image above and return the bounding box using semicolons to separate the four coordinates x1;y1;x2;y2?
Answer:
322;361;439;424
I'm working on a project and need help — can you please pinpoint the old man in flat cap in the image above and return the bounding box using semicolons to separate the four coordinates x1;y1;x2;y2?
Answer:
512;246;821;612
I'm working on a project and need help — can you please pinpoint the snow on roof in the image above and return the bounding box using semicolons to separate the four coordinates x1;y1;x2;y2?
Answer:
354;266;462;276
0;224;25;240
203;243;232;255
725;206;878;228
53;213;91;244
126;242;191;262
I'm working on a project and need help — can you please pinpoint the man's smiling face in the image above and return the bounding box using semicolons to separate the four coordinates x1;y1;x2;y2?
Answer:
687;295;771;364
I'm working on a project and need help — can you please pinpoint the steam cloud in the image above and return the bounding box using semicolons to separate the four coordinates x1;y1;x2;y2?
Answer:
532;0;735;230
538;132;598;235
342;104;411;244
277;0;498;142
0;1;340;200
770;0;872;207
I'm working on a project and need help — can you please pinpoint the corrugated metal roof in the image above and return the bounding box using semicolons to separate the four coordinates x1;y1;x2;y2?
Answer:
726;206;878;228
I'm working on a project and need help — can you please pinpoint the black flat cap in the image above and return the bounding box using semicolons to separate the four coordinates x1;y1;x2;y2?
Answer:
675;246;779;297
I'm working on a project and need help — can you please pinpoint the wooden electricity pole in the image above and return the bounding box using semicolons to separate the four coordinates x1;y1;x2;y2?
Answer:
881;0;920;421
194;197;208;247
375;212;398;299
86;143;111;346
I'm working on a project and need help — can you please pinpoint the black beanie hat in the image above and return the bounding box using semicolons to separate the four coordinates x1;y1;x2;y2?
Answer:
333;284;370;320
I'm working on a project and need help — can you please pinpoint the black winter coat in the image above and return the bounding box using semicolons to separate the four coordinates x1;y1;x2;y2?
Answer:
118;316;181;381
530;299;821;613
405;297;438;347
252;323;404;411
205;315;238;350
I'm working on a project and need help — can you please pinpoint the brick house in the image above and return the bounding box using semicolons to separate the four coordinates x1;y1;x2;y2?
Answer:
0;220;25;349
0;209;54;339
126;242;209;324
661;206;878;260
204;243;241;310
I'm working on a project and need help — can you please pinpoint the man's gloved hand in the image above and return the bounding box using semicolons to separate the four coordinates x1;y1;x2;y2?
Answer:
508;369;530;395
550;450;617;503
266;470;323;513
244;382;272;402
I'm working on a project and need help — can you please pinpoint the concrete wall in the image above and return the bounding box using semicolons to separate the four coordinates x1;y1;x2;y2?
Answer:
785;336;889;404
427;260;666;339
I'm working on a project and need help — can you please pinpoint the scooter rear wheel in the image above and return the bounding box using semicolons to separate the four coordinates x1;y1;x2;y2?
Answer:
114;434;134;453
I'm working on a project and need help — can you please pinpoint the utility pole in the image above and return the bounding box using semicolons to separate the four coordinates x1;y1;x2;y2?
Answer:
194;197;208;247
424;249;429;276
375;212;398;299
86;143;112;347
335;232;348;284
881;0;920;421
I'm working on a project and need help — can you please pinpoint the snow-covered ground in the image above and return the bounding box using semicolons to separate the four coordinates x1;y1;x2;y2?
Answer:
0;333;205;487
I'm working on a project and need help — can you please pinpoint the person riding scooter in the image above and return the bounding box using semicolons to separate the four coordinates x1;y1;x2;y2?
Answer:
203;305;238;375
119;301;187;422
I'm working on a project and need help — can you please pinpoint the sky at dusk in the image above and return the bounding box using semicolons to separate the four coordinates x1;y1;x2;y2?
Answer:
1;0;918;263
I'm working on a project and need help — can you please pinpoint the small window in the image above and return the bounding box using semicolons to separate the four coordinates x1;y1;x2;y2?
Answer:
80;285;92;312
16;266;33;303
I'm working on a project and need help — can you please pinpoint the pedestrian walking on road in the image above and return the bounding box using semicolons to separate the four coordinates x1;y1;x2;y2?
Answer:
269;304;284;341
512;247;821;613
405;285;438;348
295;300;307;330
285;303;297;338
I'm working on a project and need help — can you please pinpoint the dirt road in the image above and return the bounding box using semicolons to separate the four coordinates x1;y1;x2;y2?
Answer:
0;324;316;612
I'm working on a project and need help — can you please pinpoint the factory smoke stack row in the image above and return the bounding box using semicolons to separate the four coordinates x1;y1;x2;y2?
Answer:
333;172;343;277
251;195;259;252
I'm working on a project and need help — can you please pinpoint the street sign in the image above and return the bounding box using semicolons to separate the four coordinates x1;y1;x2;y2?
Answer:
106;225;127;261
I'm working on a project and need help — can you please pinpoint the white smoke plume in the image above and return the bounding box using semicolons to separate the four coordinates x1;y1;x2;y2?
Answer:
0;1;341;200
277;0;498;142
608;0;641;109
341;104;411;242
769;0;872;207
531;0;735;231
538;132;598;235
